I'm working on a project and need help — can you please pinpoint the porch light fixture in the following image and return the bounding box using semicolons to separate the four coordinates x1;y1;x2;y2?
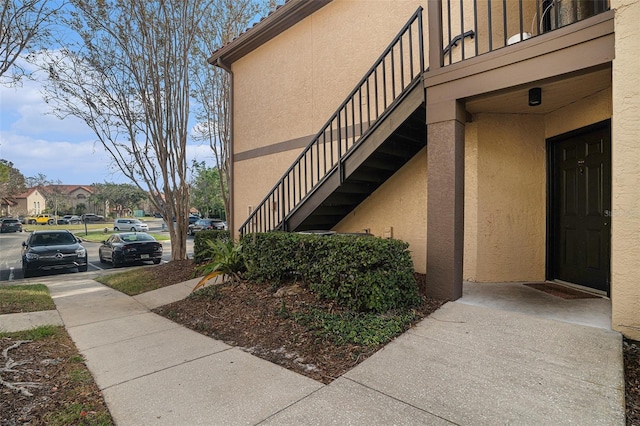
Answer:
529;87;542;107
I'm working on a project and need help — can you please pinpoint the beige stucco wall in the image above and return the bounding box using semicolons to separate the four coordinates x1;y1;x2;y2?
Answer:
232;148;303;236
464;85;612;283
545;87;612;138
464;113;547;282
227;0;640;339
610;0;640;340
26;190;47;215
233;0;427;155
67;188;92;209
464;121;479;279
334;148;428;273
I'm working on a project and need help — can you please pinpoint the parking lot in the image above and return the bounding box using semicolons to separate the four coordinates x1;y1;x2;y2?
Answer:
0;219;194;282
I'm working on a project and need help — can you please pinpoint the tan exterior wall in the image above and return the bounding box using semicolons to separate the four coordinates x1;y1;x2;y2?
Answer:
24;190;47;215
233;0;426;155
233;149;303;236
610;0;640;340
464;85;612;283
464;113;546;282
66;188;92;210
545;87;612;138
463;121;479;279
334;148;428;273
0;202;15;217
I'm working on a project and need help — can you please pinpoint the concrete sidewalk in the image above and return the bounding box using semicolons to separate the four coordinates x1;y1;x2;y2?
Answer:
2;278;625;425
0;309;63;332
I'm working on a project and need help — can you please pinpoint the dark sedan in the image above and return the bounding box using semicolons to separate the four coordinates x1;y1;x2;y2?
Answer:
1;218;22;233
57;215;82;225
188;218;225;236
22;230;88;278
82;213;105;222
98;232;163;267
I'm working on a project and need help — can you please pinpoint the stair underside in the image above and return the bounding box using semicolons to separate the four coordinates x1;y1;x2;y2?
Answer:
287;83;426;231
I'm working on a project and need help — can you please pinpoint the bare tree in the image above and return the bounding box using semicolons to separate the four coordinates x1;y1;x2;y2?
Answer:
38;0;217;260
191;0;277;227
24;172;53;188
0;0;60;84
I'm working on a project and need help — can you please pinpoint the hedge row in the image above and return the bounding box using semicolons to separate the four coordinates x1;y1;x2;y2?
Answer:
193;230;231;263
241;232;420;313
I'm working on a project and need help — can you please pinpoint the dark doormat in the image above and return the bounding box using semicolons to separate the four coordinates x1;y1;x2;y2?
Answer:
524;282;602;299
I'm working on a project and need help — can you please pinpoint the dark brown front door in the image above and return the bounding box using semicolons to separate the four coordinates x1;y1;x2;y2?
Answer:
549;120;611;293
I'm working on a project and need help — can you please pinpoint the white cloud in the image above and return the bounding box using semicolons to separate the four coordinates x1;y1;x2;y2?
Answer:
187;142;218;167
0;131;120;184
0;64;94;139
0;130;216;185
0;53;218;186
0;66;117;184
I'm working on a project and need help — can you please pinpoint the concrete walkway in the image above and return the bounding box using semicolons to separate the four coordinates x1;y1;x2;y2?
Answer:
1;277;626;425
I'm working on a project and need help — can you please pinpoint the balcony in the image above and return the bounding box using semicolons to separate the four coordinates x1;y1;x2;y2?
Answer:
429;0;610;68
425;0;614;121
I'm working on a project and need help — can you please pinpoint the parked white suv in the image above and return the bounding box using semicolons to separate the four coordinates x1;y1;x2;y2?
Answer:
113;218;149;232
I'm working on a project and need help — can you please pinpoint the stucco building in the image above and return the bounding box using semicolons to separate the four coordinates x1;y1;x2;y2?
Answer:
43;185;95;214
12;185;96;217
208;0;640;340
12;187;48;217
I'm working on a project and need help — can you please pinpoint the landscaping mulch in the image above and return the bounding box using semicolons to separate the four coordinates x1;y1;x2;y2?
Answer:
1;328;112;425
625;338;640;425
153;274;445;384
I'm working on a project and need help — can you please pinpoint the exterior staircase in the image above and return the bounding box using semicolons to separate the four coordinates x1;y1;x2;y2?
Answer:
240;8;426;235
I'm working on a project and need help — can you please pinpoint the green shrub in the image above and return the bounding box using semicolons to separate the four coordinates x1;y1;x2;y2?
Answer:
241;232;301;283
196;239;246;284
193;230;230;263
242;232;420;313
292;308;418;347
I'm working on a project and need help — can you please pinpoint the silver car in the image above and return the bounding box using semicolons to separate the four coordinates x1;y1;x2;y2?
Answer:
113;218;149;232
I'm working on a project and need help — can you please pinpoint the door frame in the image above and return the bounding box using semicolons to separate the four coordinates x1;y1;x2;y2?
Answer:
545;119;611;295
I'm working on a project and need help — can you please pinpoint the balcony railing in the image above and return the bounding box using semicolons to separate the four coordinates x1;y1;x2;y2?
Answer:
429;0;610;68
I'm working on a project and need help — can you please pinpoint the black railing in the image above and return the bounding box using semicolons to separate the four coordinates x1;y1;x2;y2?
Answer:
240;7;425;235
440;0;610;65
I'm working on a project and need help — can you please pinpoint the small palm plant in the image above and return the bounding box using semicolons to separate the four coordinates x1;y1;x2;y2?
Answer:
192;239;246;292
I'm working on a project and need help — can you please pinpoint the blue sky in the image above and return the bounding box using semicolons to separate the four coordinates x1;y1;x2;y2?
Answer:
0;57;214;186
0;0;275;188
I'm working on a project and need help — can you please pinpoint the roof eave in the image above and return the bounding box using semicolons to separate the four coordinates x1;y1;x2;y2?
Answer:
208;0;332;66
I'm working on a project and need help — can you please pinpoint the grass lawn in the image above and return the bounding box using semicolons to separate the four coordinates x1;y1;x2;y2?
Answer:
0;284;56;315
20;222;169;242
21;223;109;233
77;230;169;242
95;268;169;295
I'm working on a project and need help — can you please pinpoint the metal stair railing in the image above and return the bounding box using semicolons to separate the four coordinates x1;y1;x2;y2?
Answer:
240;7;425;235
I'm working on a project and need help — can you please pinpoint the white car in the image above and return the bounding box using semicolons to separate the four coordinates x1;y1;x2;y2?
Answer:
113;218;149;232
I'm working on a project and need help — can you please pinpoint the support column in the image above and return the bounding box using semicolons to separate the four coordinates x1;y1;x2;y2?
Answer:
426;100;465;300
611;0;640;340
